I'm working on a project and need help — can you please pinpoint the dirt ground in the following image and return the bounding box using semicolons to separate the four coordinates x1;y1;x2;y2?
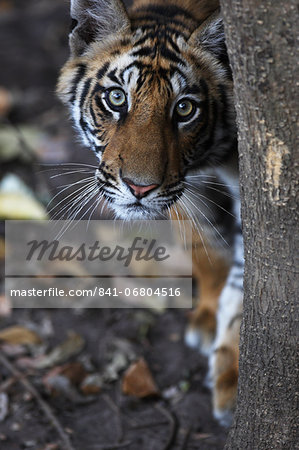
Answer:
0;1;228;448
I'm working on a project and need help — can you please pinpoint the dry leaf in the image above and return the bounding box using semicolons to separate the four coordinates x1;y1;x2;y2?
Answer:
34;332;85;369
122;358;159;398
43;362;87;389
43;374;92;404
0;325;42;345
59;361;87;385
43;363;94;404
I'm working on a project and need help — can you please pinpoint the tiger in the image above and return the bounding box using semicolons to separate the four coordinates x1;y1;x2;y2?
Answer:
57;0;244;427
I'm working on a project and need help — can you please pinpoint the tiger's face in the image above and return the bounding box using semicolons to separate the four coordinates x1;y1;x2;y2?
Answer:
57;1;236;219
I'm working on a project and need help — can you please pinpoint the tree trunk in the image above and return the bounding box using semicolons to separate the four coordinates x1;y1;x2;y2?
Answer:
219;1;298;448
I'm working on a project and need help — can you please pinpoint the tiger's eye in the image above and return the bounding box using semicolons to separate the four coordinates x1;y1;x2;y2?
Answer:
176;99;194;118
108;89;126;108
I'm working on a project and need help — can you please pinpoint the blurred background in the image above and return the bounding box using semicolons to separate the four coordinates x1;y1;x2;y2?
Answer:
0;1;228;448
0;0;101;225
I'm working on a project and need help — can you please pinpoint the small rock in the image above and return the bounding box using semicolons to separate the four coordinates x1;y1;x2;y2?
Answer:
80;374;102;395
23;440;37;448
11;422;21;431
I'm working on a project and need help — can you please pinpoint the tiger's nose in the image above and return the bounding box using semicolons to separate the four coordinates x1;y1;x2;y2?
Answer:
123;178;159;199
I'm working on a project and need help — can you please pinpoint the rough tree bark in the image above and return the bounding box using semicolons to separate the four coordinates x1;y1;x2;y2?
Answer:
219;1;298;448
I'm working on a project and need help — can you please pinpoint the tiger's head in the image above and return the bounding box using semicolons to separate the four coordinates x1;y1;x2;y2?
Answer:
57;0;236;219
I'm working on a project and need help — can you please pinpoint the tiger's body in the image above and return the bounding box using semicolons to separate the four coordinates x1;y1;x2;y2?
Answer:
57;0;244;426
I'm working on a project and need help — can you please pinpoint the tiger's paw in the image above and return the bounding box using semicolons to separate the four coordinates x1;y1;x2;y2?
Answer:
185;306;216;356
209;345;239;427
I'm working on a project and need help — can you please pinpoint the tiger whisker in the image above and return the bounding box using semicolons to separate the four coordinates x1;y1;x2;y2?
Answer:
50;183;97;221
182;192;229;247
186;174;217;179
64;184;99;220
47;180;97;215
184;183;236;219
169;202;187;250
177;195;212;263
57;176;96;189
47;178;94;210
55;189;99;239
87;193;105;228
201;181;239;188
184;186;217;220
185;180;238;201
49;170;95;178
40;162;98;169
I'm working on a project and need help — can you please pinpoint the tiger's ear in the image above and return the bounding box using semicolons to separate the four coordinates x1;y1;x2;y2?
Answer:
69;0;130;56
188;11;226;61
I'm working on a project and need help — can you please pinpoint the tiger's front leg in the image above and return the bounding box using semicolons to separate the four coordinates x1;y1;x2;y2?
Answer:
170;206;242;424
172;201;244;427
185;236;231;356
209;230;243;426
190;236;243;426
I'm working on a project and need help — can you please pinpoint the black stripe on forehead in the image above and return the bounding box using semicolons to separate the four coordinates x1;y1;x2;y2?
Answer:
132;44;185;67
107;69;122;85
120;61;141;79
134;28;183;49
132;23;188;40
97;62;110;80
132;46;156;58
167;36;181;54
117;58;174;93
119;60;158;85
160;45;186;66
